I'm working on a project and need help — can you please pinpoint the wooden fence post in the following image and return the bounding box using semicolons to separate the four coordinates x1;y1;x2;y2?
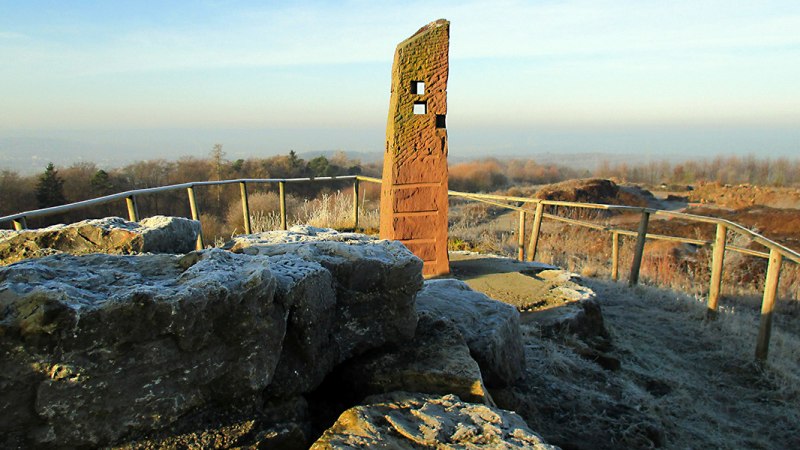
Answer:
628;211;650;286
517;210;526;261
187;186;204;250
353;178;360;230
126;196;139;222
279;181;287;231
526;202;545;262
755;249;783;363
12;217;27;231
239;182;252;234
707;223;727;316
611;231;620;282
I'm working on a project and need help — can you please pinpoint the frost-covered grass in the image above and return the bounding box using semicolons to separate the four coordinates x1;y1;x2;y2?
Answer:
514;279;800;449
219;190;379;239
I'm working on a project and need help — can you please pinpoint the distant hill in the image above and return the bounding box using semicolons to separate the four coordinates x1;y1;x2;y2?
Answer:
0;133;723;176
0;136;386;175
0;137;116;174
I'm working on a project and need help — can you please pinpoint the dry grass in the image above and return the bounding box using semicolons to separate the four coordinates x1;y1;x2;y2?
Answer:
223;190;379;238
533;219;800;313
448;201;799;312
448;200;515;254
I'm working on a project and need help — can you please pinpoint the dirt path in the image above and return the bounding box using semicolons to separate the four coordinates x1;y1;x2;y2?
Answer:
446;253;800;449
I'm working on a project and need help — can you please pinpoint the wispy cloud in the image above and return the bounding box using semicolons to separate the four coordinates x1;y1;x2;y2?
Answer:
0;0;798;132
3;1;799;75
0;31;28;40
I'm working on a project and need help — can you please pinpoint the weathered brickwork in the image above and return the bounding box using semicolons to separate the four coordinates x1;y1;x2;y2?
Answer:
380;19;450;277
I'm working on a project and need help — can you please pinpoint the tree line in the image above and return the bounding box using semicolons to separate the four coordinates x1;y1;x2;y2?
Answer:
0;147;378;228
447;155;800;193
3;150;798;230
594;155;800;188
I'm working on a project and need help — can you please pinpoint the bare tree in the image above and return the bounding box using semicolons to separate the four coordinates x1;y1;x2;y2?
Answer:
210;143;227;206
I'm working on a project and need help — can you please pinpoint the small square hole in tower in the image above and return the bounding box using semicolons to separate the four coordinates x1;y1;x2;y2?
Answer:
411;81;425;95
436;114;446;128
413;102;427;115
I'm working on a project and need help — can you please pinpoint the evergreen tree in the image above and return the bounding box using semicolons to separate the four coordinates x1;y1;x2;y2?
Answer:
288;150;301;170
308;156;331;177
90;169;114;196
35;163;67;208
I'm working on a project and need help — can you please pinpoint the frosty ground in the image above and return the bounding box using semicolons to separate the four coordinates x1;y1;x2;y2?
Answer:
448;254;800;450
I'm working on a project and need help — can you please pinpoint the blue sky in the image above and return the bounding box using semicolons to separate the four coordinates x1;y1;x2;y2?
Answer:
1;0;798;171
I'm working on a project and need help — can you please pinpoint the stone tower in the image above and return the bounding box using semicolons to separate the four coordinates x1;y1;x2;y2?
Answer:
380;19;450;277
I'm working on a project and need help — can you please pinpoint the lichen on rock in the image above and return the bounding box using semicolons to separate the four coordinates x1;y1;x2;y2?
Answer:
0;215;201;265
311;392;559;449
0;249;282;447
226;225;423;361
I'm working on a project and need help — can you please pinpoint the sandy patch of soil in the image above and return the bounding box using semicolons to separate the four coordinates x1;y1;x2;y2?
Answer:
448;252;574;311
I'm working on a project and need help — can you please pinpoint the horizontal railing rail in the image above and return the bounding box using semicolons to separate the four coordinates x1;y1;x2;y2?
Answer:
0;176;360;226
2;174;797;363
442;187;798;363
447;190;800;263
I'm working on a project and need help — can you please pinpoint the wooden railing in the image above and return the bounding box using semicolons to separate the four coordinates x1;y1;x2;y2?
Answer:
2;175;798;363
0;176;363;249
444;189;799;363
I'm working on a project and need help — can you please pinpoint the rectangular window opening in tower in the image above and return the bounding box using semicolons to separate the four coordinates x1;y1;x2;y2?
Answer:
413;102;427;115
411;81;425;95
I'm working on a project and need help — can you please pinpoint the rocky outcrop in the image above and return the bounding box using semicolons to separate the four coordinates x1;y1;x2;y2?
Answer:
530;297;608;343
517;273;616;370
334;311;493;405
311;392;559;449
534;178;648;207
226;226;423;361
115;396;311;450
264;254;337;398
1;227;426;448
416;279;525;387
0;216;201;265
0;250;281;448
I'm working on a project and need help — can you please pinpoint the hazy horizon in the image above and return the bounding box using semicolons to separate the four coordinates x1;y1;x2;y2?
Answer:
2;1;798;174
2;122;798;175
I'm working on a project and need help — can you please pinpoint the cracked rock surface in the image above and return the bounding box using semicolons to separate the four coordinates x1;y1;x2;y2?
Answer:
226;225;423;360
0;216;201;265
311;392;559;449
0;249;281;448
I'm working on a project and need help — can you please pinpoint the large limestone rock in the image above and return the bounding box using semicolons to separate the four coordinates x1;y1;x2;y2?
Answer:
417;279;525;387
0;216;201;265
115;396;311;450
311;392;559;449
0;250;283;448
264;254;337;398
518;276;616;370
334;311;493;405
226;226;423;361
